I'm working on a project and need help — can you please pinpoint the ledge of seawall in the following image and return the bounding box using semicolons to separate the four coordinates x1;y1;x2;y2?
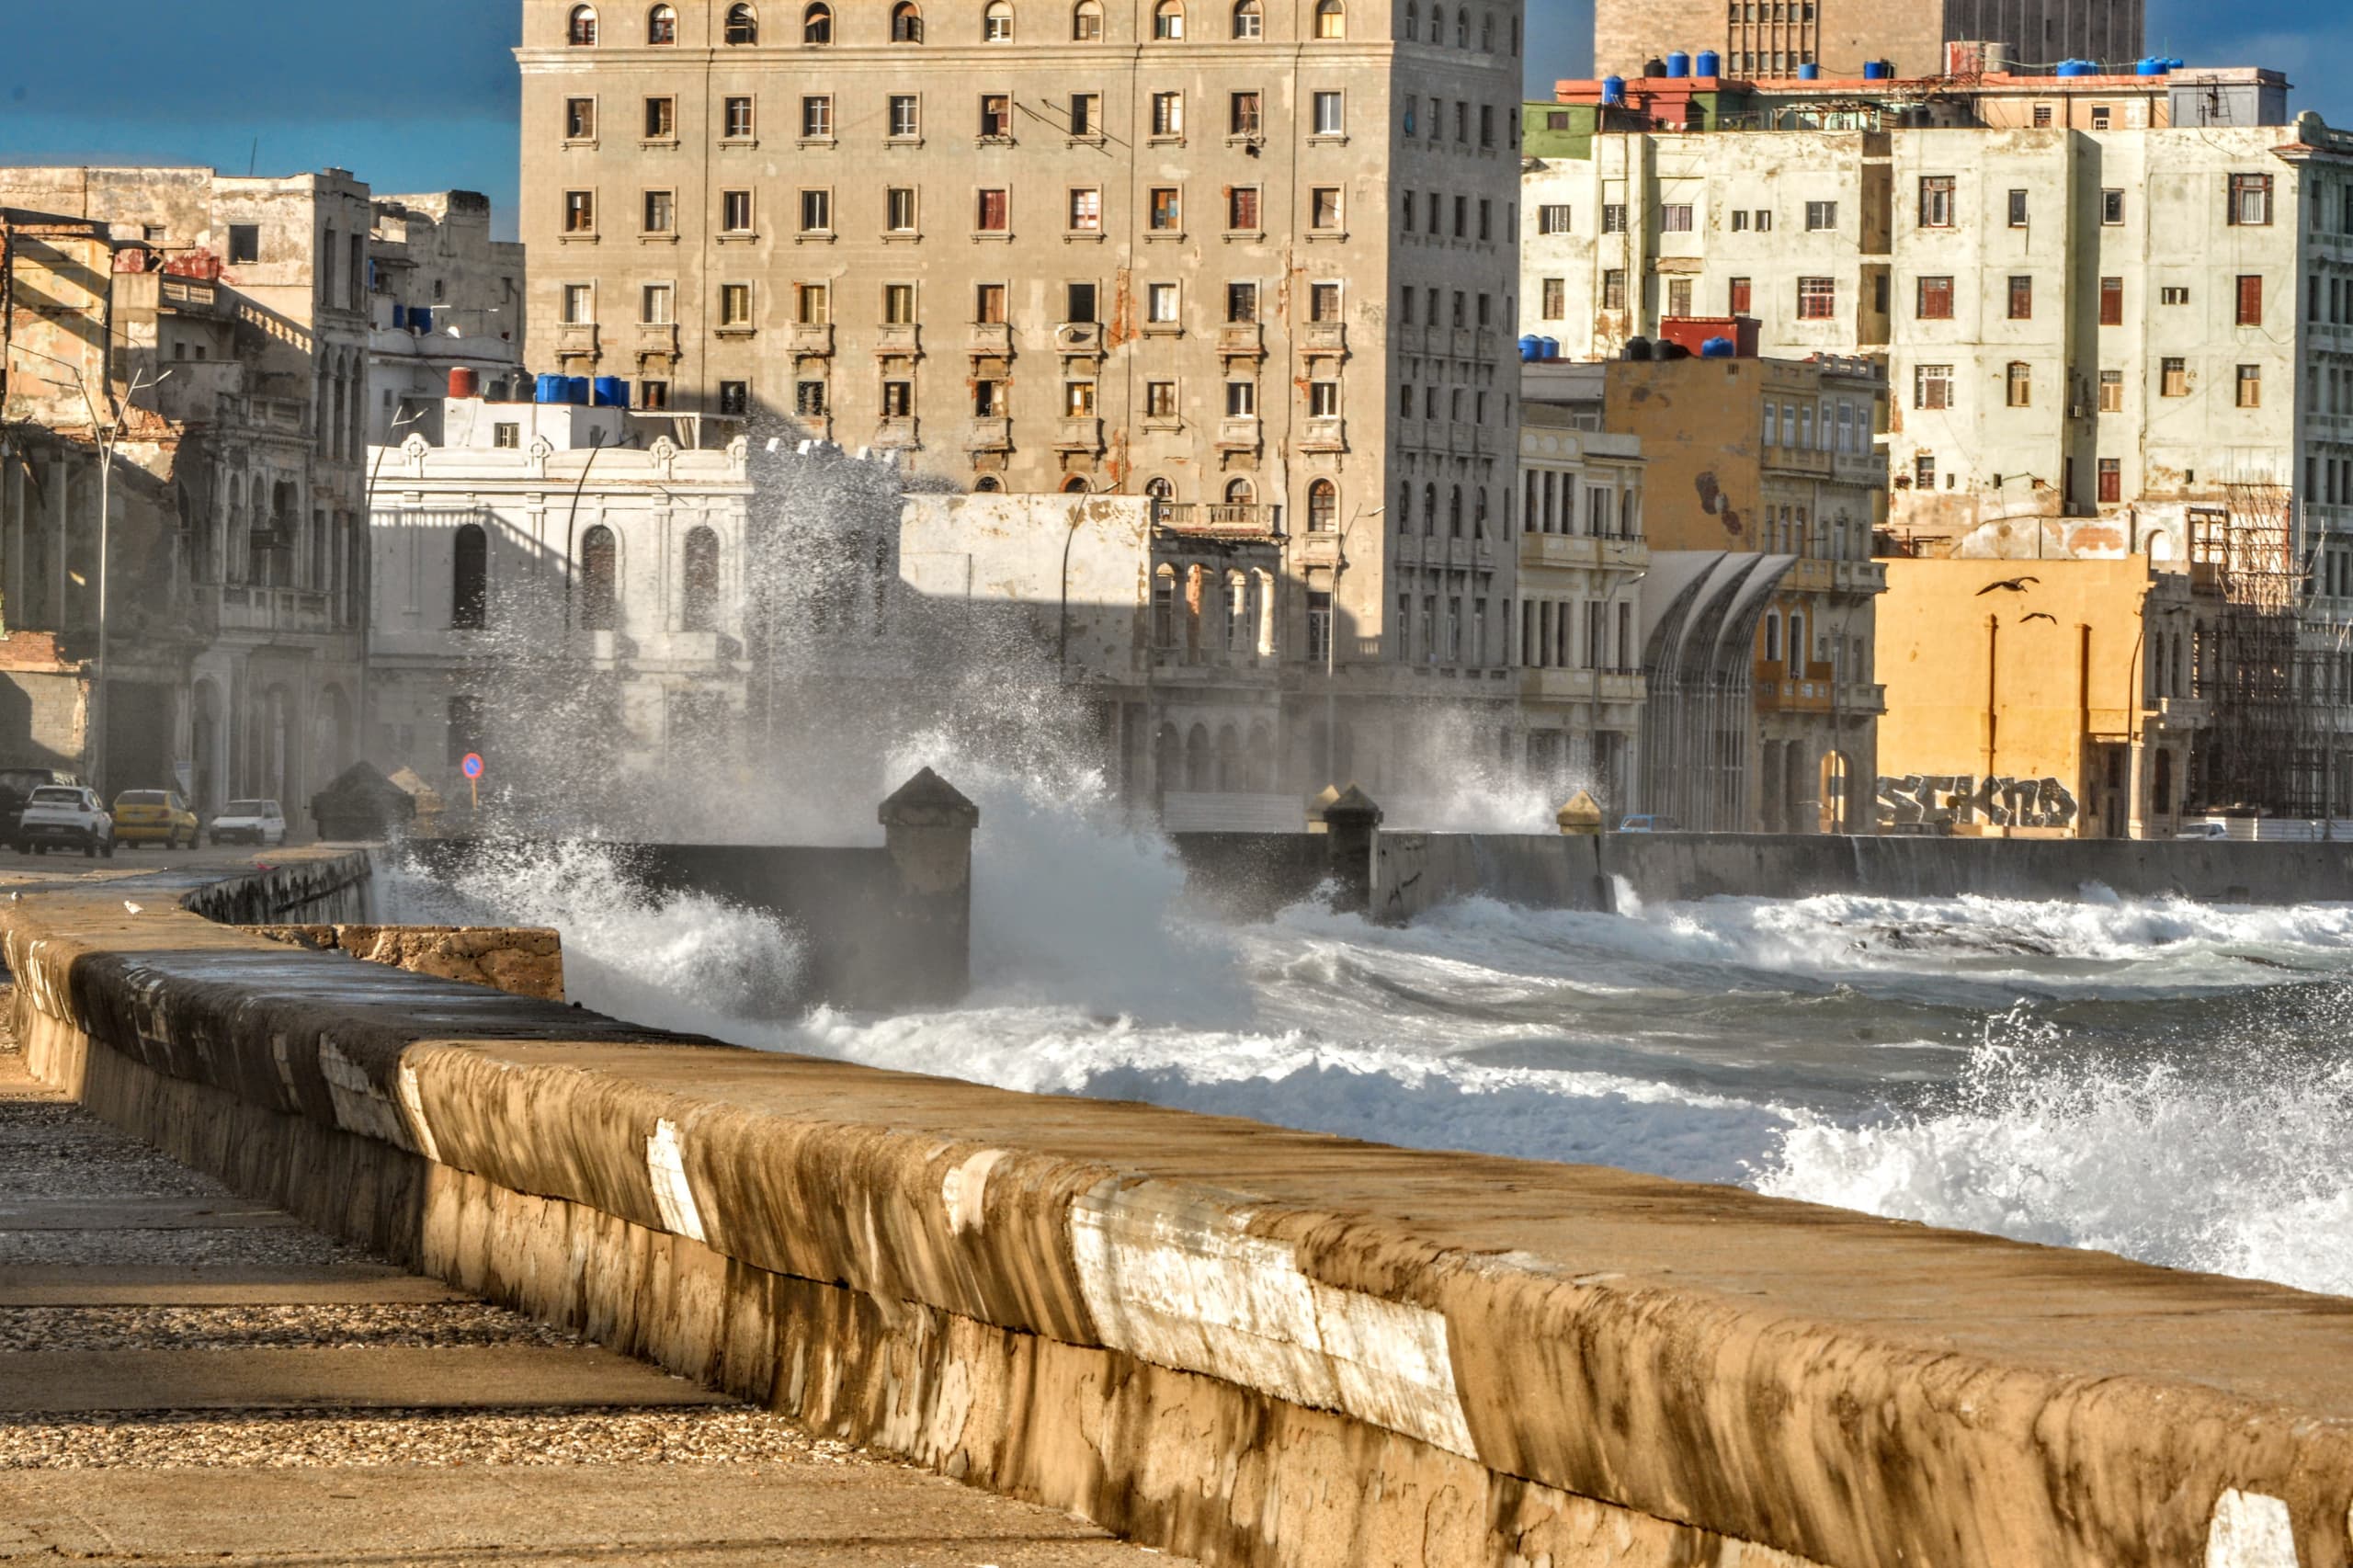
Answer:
9;858;2353;1568
246;924;565;1002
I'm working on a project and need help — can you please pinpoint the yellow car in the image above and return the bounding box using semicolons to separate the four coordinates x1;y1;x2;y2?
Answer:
111;790;200;849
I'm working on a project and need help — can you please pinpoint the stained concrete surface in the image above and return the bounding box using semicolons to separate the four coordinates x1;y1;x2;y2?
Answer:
0;1017;1175;1566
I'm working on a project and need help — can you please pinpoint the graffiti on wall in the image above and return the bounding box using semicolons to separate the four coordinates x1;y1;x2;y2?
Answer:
1876;774;2080;830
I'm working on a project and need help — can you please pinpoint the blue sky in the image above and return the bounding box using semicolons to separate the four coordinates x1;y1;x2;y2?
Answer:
0;0;2345;233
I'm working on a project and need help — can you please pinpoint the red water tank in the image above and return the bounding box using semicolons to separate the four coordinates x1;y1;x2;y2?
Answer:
448;367;481;399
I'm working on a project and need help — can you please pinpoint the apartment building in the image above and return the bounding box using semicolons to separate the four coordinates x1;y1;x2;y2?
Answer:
1593;0;2142;82
367;192;528;444
517;0;1524;799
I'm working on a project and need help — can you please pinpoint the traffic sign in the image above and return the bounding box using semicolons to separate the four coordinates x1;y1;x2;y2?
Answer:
460;753;484;780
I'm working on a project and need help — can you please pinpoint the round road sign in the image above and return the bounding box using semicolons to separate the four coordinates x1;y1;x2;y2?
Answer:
460;753;484;780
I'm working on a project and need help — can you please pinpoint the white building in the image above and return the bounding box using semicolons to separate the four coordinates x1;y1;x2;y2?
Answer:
366;192;529;445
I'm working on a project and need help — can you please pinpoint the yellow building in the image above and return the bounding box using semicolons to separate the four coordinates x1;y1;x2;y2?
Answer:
1876;558;2205;838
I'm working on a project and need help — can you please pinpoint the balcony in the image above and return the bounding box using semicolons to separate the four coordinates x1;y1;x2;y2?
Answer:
1300;415;1345;452
1520;667;1597;702
873;415;919;449
555;322;600;356
875;323;921;358
1835;560;1888;593
1452;328;1477;358
968;322;1013;356
1055;415;1103;452
966;416;1012;451
1754;662;1838;711
1055;321;1103;355
789;322;835;355
1154;501;1279;538
1840;681;1888;714
1763;442;1833;478
1520;533;1602;570
210;585;335;638
1215;415;1261;451
1301;321;1347;354
2153;695;2211;730
1599;670;1647;704
1216;323;1264;358
635;323;681;356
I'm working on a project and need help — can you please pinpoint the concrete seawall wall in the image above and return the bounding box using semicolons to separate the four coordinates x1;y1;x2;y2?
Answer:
13;853;2353;1567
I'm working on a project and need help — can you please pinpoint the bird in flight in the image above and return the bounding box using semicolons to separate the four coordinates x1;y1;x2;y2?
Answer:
1976;575;2040;596
2020;611;2059;625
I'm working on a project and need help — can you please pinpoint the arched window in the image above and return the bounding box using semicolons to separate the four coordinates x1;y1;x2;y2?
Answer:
580;526;619;630
681;526;720;631
1403;0;1416;40
648;3;676;42
1246;720;1275;791
1421;483;1437;536
1427;6;1443;46
891;1;923;40
1072;0;1101;37
1788;611;1805;674
1223;476;1255;505
724;3;758;41
1313;0;1343;37
1186;723;1212;790
803;2;832;40
1145;476;1175;500
1473;487;1489;537
1307;479;1337;532
1061;473;1090;493
452;524;488;630
1448;485;1463;537
1224;574;1249;655
1454;8;1467;44
983;0;1014;39
568;4;598;44
1153;0;1183;39
1232;0;1261;37
973;474;1002;492
1763;610;1780;664
1216;723;1244;790
1479;9;1491;48
1152;565;1176;646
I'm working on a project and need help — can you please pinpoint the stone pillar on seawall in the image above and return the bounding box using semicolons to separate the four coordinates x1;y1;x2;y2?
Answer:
877;767;981;1006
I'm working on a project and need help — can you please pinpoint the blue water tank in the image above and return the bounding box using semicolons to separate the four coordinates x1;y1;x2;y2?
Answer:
1700;335;1736;358
1696;49;1721;78
1540;335;1561;358
592;375;630;408
1600;74;1627;105
565;376;592;405
1518;334;1541;362
534;373;569;404
407;306;434;333
2056;58;2096;77
1862;59;1893;80
1665;50;1691;78
1797;61;1821;80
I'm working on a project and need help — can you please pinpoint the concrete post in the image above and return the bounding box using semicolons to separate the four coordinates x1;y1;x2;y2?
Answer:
1317;784;1381;915
878;767;980;1004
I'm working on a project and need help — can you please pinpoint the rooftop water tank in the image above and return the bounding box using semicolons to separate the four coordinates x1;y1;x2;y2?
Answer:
1695;49;1721;78
1539;335;1561;358
447;367;480;399
592;375;630;408
1600;74;1627;105
1518;334;1542;362
1797;61;1821;80
534;373;569;404
565;376;592;406
1700;335;1736;358
1862;59;1893;80
2056;57;2096;77
1643;57;1667;78
1624;335;1654;362
1665;51;1691;78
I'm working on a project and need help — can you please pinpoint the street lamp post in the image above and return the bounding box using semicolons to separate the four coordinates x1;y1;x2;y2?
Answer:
1324;504;1382;786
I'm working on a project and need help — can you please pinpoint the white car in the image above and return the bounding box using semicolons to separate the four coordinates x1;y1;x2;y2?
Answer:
17;786;116;858
2177;822;2234;841
210;799;289;847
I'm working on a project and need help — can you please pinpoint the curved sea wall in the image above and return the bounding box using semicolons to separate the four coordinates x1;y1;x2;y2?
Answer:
10;852;2353;1568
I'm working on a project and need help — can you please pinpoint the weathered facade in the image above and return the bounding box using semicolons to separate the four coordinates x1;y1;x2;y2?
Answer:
1592;0;2143;82
367;192;529;445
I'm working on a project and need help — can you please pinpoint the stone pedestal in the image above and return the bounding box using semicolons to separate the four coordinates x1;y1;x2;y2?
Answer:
878;767;980;1005
1317;785;1381;915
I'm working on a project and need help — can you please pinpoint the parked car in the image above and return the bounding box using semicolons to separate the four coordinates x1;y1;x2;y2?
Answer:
2177;821;2234;841
209;799;288;847
0;768;87;851
112;790;201;850
1617;814;1681;834
17;786;116;858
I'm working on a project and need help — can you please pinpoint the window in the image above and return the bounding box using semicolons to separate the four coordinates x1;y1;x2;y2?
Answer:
975;283;1006;323
1309;381;1339;417
1225;380;1256;415
1796;276;1834;319
2161;357;2188;397
1230;91;1262;136
795;379;827;415
722;189;754;232
2007;275;2032;320
984;0;1014;38
1538;204;1570;234
681;526;721;631
452;524;487;630
1914;453;1936;489
795;282;830;324
980;95;1010;137
565;97;597;139
1540;278;1563;319
1479;105;1495;147
644;97;676;137
801;96;832;138
885;187;916;232
1068;187;1101;231
642;189;675;233
642;283;674;324
1602;203;1628;233
1314;0;1343;36
1729;276;1751;314
1661;204;1693;233
1225;280;1256;322
2100;188;2124;225
2097;459;2121;505
1310;187;1341;229
563;192;595;233
890;95;919;137
2032;103;2052;128
1602;269;1626;311
882;380;914;417
720;282;752;326
1147;282;1179;323
569;4;598;44
1146;381;1177;417
1667;278;1691;316
1066;380;1097;415
803;2;831;40
1313;91;1344;135
2007;188;2028;227
892;0;923;40
494;422;520;449
1073;0;1101;37
883;283;915;323
1307;591;1332;663
2237;364;2263;408
2161;286;2189;306
2229;173;2274;226
2099;277;2123;326
723;4;758;41
580;526;619;629
1919;176;1954;228
562;283;593;323
1309;281;1340;321
2098;369;2123;412
1228;186;1260;231
1914;363;1952;410
1152;92;1184;136
1067;281;1098;322
1731;210;1748;232
2090;105;2111;131
1753;209;1773;231
798;188;830;232
1804;199;1836;231
723;97;754;137
2236;274;2264;327
976;188;1009;230
1916;275;1953;319
1154;0;1184;37
1232;0;1262;35
2006;361;2030;408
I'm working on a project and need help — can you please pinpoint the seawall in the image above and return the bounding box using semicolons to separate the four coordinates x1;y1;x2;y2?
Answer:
11;851;2353;1567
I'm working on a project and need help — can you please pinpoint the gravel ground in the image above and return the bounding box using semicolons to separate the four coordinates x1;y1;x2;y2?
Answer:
0;1303;583;1354
0;1406;849;1470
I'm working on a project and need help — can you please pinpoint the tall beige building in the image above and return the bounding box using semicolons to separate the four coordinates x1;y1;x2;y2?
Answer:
518;0;1527;800
1595;0;2143;81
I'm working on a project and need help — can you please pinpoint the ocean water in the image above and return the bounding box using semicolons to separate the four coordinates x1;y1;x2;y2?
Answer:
379;781;2353;1300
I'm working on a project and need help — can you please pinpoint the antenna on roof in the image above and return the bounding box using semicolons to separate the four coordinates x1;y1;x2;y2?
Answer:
247;137;258;176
